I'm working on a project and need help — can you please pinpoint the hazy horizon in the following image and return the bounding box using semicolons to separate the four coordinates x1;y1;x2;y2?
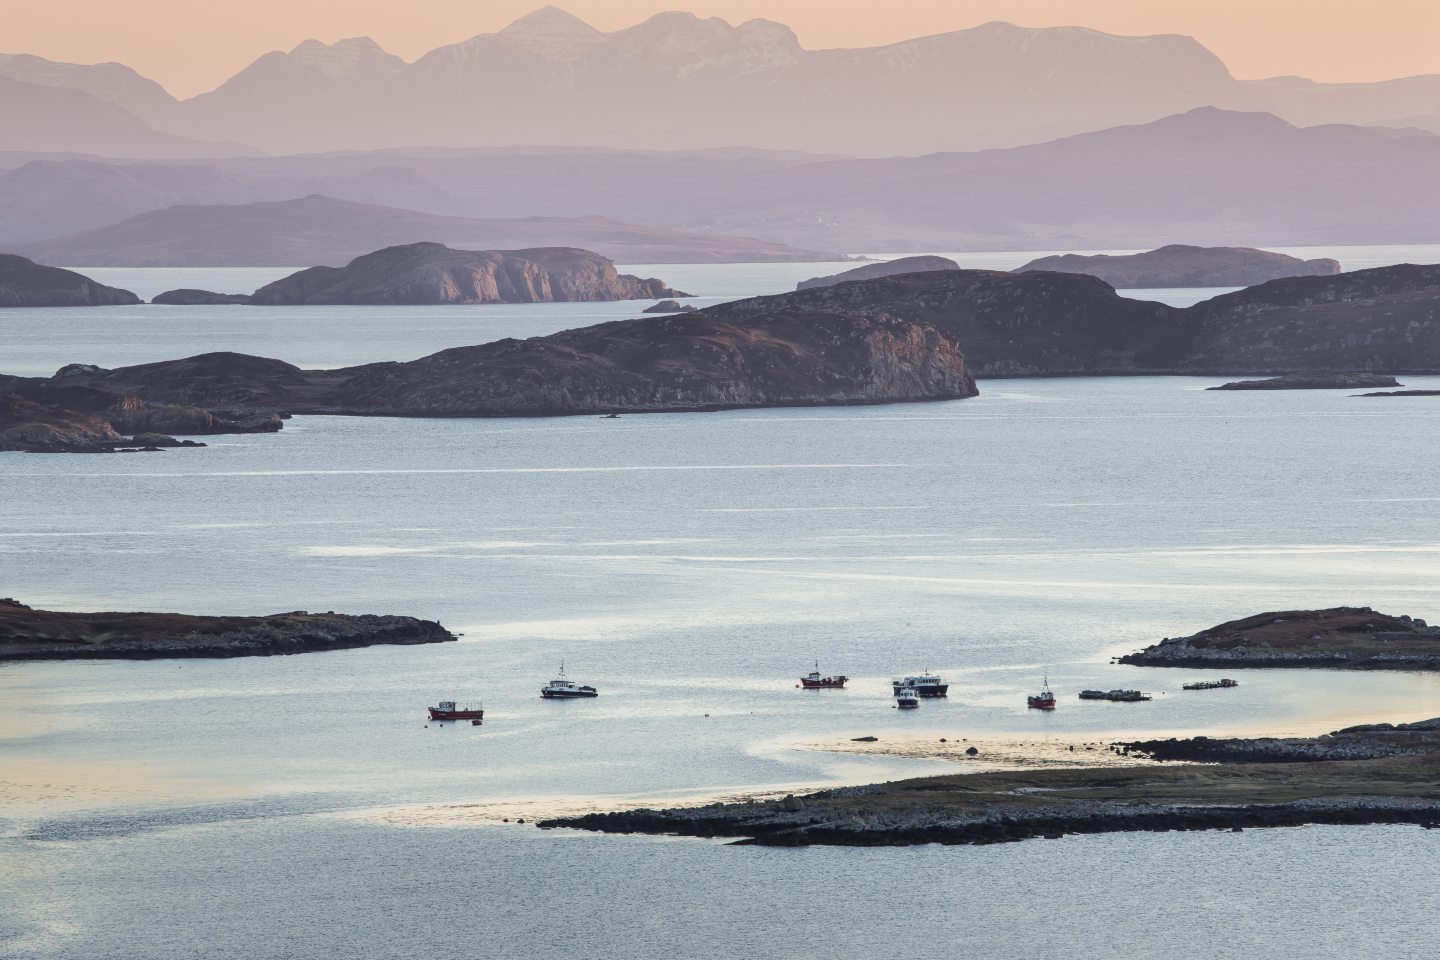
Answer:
4;0;1439;98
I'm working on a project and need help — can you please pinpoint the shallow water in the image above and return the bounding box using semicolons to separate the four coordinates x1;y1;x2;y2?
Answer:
4;249;1440;959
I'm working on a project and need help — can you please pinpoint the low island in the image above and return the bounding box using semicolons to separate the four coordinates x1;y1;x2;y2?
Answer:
1013;245;1341;288
541;718;1440;846
1208;373;1402;390
1117;607;1440;670
0;597;455;660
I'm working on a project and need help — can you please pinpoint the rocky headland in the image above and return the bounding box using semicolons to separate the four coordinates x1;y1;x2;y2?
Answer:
0;597;455;660
1013;245;1341;289
797;256;960;291
1118;607;1440;670
157;243;689;306
0;380;280;452
1209;373;1402;390
541;718;1440;846
0;253;140;307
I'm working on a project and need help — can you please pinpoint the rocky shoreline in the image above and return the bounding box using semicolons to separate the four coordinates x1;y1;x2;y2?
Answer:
0;598;455;661
540;720;1440;846
1117;607;1440;670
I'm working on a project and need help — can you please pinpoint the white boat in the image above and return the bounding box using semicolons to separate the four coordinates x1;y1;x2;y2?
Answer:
890;672;949;697
541;663;599;699
895;685;921;709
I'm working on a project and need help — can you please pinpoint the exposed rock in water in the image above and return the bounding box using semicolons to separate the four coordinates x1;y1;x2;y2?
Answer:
247;243;689;305
1209;373;1402;390
797;256;960;291
1358;389;1440;397
0;597;456;660
1013;245;1341;289
0;253;140;307
151;288;254;305
641;299;696;313
1121;719;1440;764
1118;607;1440;670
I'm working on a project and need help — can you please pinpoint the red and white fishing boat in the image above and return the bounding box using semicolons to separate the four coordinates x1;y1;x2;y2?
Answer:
428;699;484;721
1027;678;1057;711
799;661;849;688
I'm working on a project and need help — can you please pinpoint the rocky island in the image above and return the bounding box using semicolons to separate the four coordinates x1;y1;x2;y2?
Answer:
2;306;977;425
0;597;455;660
155;243;689;306
1013;245;1341;288
542;718;1440;846
1118;607;1440;670
1209;373;1402;390
0;253;140;307
797;256;959;291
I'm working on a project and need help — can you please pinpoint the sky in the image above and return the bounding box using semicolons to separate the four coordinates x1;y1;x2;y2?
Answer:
3;0;1438;98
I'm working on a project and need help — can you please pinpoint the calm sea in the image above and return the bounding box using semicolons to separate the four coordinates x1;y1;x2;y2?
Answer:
3;246;1440;959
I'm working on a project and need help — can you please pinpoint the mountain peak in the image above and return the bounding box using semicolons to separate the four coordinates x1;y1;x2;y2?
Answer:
499;6;600;38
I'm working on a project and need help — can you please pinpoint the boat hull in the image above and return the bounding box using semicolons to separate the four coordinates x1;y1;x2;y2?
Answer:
541;689;598;698
891;684;948;697
800;678;848;688
428;708;484;720
1027;697;1056;710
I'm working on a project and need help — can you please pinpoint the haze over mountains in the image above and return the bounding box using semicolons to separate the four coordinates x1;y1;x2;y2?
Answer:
4;7;1440;157
6;109;1437;261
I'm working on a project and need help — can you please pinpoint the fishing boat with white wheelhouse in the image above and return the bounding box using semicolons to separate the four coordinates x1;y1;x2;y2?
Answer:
541;663;599;698
890;672;948;697
428;699;484;721
1027;677;1057;710
895;685;921;709
799;661;848;688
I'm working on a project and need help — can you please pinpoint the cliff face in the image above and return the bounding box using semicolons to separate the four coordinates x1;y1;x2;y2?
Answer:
322;309;977;416
797;256;959;291
1013;245;1341;289
0;598;455;660
247;242;688;305
0;253;140;307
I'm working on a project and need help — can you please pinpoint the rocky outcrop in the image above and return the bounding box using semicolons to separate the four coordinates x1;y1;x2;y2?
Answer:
0;597;455;660
246;243;688;305
0;380;280;452
1118;607;1440;670
797;256;960;291
1122;719;1440;764
151;288;253;305
1209;373;1401;390
1014;245;1341;289
0;253;139;307
641;299;696;313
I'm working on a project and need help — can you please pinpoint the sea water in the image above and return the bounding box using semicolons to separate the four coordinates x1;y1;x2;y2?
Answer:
3;247;1440;959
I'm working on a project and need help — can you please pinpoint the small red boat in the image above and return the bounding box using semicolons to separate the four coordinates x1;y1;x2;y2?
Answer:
1027;678;1057;711
799;662;848;688
429;699;484;721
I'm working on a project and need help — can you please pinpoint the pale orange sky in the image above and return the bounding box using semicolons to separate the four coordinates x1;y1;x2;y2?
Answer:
4;0;1438;98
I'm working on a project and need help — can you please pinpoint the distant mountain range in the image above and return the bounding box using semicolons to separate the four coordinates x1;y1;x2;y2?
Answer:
3;109;1436;258
17;194;843;266
3;7;1440;157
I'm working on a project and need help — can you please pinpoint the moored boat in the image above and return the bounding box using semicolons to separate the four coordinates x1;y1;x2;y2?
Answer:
799;661;848;688
895;685;921;709
541;663;599;699
890;672;948;697
429;699;484;721
1027;677;1057;710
